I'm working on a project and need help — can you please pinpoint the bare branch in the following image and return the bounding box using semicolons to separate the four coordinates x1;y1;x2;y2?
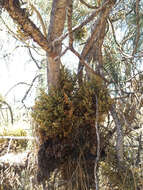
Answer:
54;47;69;62
132;0;140;56
58;0;113;42
28;48;42;69
67;0;73;48
70;47;110;83
94;95;100;190
108;17;136;60
108;17;121;48
123;70;143;83
80;0;116;68
0;100;13;124
5;82;31;97
79;0;97;9
21;74;41;104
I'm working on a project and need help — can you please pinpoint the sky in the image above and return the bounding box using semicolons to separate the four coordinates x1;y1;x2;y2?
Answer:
0;31;78;108
0;31;40;106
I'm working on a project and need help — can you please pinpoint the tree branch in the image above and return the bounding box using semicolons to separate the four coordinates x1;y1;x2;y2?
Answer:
28;48;42;69
67;0;73;48
132;0;140;56
79;0;97;9
70;47;110;84
1;0;52;54
21;74;41;105
94;95;100;190
81;0;116;59
110;104;124;166
47;0;67;42
0;100;13;124
5;82;31;97
58;0;113;42
29;2;47;37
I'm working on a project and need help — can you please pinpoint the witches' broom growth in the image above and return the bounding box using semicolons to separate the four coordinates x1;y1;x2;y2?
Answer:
32;68;112;141
32;67;113;187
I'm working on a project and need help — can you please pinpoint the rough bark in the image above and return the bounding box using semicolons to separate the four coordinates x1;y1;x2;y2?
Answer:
47;0;67;89
85;21;107;79
1;0;52;54
1;0;67;89
78;0;116;82
47;0;67;42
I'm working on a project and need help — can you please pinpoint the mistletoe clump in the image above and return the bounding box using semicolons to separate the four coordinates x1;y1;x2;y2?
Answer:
32;67;113;184
32;68;112;140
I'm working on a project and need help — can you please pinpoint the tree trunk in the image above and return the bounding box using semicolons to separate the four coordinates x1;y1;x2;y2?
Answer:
46;0;67;90
1;0;67;90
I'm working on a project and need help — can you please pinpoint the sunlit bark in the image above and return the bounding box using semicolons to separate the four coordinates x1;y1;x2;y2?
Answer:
46;0;67;89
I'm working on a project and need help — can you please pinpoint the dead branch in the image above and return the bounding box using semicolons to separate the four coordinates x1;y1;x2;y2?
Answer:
5;82;31;97
21;74;41;105
28;48;42;69
94;95;100;190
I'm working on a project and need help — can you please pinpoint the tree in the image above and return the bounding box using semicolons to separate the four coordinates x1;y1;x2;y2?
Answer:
0;0;143;189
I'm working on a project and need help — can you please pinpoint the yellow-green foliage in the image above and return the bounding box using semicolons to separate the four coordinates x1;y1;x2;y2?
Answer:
0;127;27;150
32;68;112;139
2;127;26;136
74;26;87;41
